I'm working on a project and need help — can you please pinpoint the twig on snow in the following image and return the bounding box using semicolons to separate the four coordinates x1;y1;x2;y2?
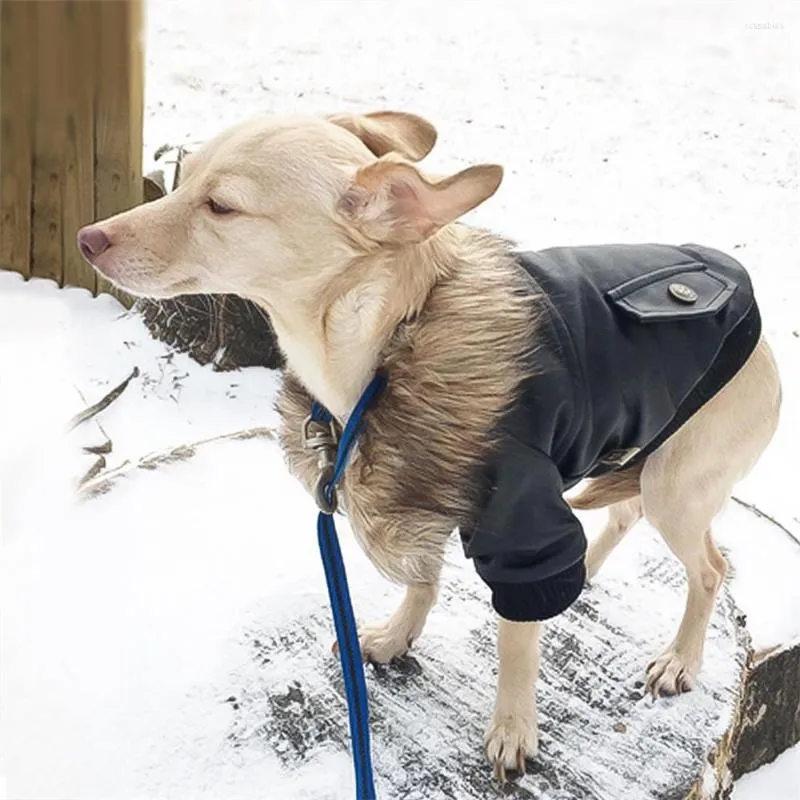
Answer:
79;455;107;487
78;426;275;496
731;495;800;547
68;367;140;432
83;441;113;456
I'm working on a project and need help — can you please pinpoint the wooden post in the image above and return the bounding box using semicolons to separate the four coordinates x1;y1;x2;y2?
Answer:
93;0;144;303
30;0;67;285
0;1;35;278
0;0;143;303
63;1;99;292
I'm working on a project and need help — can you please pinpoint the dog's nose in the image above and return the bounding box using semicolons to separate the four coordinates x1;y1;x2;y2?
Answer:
77;226;111;261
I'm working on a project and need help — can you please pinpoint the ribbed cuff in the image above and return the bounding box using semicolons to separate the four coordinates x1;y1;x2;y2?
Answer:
490;560;586;622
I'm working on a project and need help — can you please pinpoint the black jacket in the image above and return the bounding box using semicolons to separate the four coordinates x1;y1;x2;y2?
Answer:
461;243;761;622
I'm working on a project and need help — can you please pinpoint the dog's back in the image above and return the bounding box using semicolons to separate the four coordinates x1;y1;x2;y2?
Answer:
513;242;760;485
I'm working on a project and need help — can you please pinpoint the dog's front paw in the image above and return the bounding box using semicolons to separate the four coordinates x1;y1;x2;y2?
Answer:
358;620;414;663
485;711;539;783
330;620;413;664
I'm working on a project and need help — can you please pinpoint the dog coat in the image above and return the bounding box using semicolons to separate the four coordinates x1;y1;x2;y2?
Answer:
460;243;761;622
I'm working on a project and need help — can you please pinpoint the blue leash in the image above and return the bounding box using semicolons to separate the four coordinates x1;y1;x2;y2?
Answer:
304;373;386;800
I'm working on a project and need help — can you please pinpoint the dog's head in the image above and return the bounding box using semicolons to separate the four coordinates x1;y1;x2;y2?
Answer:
77;112;502;311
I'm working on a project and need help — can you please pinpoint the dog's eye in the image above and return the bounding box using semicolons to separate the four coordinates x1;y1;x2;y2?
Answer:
206;198;236;215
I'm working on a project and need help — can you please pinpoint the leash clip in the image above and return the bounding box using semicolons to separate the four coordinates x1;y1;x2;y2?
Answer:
314;470;338;516
303;416;339;515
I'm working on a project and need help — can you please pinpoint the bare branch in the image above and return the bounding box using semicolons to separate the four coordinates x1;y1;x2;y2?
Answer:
68;367;140;432
731;495;800;547
78;426;275;497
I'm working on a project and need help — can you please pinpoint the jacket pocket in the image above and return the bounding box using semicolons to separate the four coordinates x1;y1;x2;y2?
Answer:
606;261;737;323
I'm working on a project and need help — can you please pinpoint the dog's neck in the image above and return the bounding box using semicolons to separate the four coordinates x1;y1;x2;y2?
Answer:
268;306;385;420
262;230;457;420
275;227;536;568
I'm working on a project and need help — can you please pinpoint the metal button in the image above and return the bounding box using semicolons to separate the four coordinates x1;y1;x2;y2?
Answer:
668;282;698;304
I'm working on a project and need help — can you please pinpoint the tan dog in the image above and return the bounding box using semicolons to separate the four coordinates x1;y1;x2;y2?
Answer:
77;112;781;780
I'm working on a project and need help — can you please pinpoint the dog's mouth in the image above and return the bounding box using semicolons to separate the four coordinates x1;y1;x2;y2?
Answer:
77;226;201;299
87;255;154;297
88;254;199;300
99;268;200;300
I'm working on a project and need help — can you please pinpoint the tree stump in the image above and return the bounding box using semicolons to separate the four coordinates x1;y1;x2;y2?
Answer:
731;639;800;779
226;522;751;800
718;506;800;780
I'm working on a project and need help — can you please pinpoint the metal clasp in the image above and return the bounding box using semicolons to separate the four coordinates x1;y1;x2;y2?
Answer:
302;416;340;515
598;446;641;469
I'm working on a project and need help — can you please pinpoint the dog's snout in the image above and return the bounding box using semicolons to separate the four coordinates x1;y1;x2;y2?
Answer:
77;226;111;261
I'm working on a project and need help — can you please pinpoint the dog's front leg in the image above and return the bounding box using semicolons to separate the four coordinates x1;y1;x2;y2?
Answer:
343;511;448;664
358;582;439;663
485;618;541;781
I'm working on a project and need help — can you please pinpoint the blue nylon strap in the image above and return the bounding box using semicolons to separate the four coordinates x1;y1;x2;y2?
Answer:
311;373;386;800
317;514;376;799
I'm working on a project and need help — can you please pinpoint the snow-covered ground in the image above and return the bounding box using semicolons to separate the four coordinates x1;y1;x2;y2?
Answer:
735;745;800;799
144;0;800;539
2;1;799;798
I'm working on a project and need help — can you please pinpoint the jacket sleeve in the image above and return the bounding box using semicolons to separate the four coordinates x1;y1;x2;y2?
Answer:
461;439;587;622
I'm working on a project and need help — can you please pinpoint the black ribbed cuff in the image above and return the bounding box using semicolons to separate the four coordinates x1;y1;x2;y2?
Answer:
490;560;586;622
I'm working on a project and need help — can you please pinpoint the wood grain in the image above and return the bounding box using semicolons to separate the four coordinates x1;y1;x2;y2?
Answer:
30;1;66;282
219;529;750;800
0;1;35;276
62;1;97;293
94;0;143;305
1;0;143;295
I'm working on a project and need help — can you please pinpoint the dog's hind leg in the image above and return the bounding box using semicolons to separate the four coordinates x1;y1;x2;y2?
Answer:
585;496;643;581
485;618;541;782
640;339;780;696
642;515;727;696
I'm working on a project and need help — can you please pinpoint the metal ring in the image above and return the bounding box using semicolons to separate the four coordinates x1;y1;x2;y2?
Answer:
302;415;338;450
314;471;338;515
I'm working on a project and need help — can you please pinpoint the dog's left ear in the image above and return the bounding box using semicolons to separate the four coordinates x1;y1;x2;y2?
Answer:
328;111;437;162
339;158;503;244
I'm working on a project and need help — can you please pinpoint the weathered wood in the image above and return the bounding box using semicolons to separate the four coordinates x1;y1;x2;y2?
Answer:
62;1;97;294
93;0;143;305
30;1;66;283
0;0;142;296
0;1;35;276
731;639;800;778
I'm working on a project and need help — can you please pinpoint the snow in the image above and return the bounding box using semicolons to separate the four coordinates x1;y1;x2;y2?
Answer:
715;504;800;652
2;0;800;798
0;274;302;799
0;268;751;798
734;745;800;799
143;0;800;539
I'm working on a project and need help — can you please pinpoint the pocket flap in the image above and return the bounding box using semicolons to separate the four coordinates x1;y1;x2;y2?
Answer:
606;262;737;323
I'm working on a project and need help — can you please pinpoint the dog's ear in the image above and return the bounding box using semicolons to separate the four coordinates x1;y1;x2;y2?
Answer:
338;158;503;244
327;111;437;162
